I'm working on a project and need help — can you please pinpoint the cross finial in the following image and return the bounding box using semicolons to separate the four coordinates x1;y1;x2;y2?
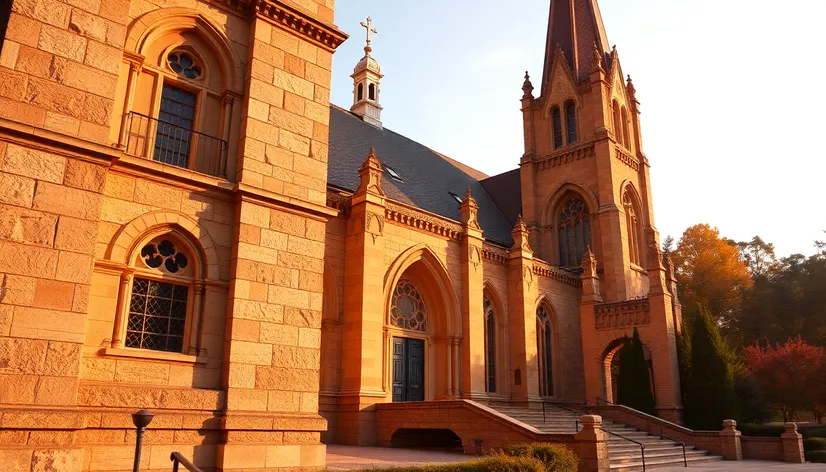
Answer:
360;17;378;50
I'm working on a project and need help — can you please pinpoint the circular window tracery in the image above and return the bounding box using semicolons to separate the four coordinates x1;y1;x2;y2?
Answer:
391;280;427;332
140;239;189;274
168;50;203;80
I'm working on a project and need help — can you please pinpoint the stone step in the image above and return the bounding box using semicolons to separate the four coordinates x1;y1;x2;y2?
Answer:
609;449;709;462
609;454;722;471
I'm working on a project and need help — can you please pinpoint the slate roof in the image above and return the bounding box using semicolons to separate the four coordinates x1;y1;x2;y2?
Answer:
327;105;519;246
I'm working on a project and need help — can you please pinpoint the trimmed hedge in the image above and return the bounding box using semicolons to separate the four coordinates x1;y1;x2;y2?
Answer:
503;443;578;472
804;438;826;452
349;455;547;472
738;423;785;437
801;426;826;439
806;450;826;463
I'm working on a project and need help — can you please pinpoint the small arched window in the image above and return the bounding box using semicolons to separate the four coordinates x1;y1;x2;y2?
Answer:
623;188;642;266
391;280;427;332
558;196;592;268
612;100;623;146
621;106;631;150
484;296;496;393
368;83;376;101
565;100;578;144
357;83;364;101
536;305;554;397
551;107;563;149
124;234;199;353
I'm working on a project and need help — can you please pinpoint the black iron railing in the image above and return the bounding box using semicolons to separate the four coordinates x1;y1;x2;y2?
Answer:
606;429;647;471
171;452;204;472
541;401;580;432
124;112;228;179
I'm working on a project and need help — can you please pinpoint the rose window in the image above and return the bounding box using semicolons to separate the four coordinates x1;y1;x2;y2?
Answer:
168;51;202;80
391;280;427;332
141;239;188;274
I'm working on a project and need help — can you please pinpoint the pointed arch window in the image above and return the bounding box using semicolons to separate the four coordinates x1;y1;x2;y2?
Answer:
558;196;592;268
484;296;496;393
612;100;623;147
565;100;578;144
623;188;642;266
551;106;563;149
621;106;631;150
391;280;427;332
536;305;554;397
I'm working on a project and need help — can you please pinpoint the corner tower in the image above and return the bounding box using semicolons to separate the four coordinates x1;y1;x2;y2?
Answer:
351;17;384;128
520;0;684;422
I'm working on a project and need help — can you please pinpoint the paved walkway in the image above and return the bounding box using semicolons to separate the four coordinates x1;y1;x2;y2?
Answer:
652;461;823;471
326;446;471;470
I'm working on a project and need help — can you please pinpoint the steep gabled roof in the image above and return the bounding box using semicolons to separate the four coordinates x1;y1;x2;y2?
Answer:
327;106;516;246
542;0;611;88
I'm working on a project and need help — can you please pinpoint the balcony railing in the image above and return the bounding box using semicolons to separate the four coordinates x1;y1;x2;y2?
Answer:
124;112;228;180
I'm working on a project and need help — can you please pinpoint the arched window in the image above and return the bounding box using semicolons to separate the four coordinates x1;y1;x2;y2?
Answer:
551;106;563;149
391;280;427;332
536;305;554;397
357;83;364;101
483;296;496;393
612;100;623;146
124;234;199;353
621;106;631;150
623;188;641;266
558;196;592;268
565;100;578;144
368;83;376;100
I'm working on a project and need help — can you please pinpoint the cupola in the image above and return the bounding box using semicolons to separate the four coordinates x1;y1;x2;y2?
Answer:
350;17;384;129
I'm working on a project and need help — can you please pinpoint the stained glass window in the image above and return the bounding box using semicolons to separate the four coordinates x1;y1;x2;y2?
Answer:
125;278;188;353
558;196;591;268
391;280;427;332
484;296;496;393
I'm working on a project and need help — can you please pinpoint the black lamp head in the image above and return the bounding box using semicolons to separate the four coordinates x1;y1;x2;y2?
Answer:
132;409;155;429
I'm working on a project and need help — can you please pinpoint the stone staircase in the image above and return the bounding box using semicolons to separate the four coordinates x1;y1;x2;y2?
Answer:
491;405;723;471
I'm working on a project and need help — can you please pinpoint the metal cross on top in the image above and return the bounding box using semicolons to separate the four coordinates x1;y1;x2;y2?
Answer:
360;16;378;47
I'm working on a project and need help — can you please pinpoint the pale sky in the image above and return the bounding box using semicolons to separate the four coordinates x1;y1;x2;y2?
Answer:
329;0;826;258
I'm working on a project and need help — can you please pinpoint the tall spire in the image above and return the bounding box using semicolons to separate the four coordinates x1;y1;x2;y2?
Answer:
542;0;611;89
351;16;384;128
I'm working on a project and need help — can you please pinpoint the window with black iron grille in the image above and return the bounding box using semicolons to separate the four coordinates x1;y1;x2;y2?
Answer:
565;100;578;144
154;85;197;168
126;278;188;353
552;107;563;149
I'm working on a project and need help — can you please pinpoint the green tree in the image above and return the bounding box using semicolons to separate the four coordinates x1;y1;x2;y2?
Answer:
616;328;656;415
676;328;692;411
685;305;740;429
736;236;777;278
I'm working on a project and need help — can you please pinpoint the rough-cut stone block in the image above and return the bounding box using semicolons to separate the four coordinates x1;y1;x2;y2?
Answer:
44;341;82;376
0;205;58;247
35;376;78;404
0;241;58;277
2;143;66;183
38;24;87;62
55;216;98;253
259;322;299;346
10;306;85;342
255;366;319;391
271;345;319;370
114;359;169;384
265;444;301;468
229;341;273;366
0;448;33;472
55;251;94;284
0;373;38;403
33;279;75;310
234;299;284;323
63;158;106;192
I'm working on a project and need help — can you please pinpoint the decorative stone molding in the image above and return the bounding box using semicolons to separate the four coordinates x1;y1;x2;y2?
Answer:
534;143;596;171
385;202;463;240
615;147;640;171
595;298;651;330
326;190;352;214
482;244;508;265
532;260;580;286
249;0;348;52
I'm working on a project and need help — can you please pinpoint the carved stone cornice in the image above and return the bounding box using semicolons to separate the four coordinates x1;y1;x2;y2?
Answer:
532;260;580;286
615;147;640;171
385;202;463;241
249;0;348;52
482;244;508;265
594;298;651;330
532;143;596;172
326;189;352;215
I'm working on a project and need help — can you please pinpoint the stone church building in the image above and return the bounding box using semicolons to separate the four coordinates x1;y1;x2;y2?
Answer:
0;0;685;469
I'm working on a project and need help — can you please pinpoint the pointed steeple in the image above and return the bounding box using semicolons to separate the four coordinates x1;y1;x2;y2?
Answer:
542;0;611;89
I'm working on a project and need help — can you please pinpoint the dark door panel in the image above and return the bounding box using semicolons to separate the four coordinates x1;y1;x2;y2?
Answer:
392;337;425;402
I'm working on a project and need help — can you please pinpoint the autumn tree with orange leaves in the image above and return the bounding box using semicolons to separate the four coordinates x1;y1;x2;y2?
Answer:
670;224;752;326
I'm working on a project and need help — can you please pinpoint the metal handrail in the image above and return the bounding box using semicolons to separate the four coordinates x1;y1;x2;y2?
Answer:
171;452;203;472
595;397;687;467
605;429;646;472
542;401;580;432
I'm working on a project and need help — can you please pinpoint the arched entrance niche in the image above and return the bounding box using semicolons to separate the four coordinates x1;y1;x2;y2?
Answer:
601;337;656;405
535;297;561;399
482;282;508;398
383;245;461;401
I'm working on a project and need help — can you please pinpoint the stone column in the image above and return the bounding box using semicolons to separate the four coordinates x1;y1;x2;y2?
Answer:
579;247;604;405
575;415;610;472
338;149;387;445
507;217;540;403
459;189;486;399
720;419;742;461
781;423;805;463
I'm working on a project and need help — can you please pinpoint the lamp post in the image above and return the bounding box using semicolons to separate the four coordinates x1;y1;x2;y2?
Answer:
131;409;154;472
